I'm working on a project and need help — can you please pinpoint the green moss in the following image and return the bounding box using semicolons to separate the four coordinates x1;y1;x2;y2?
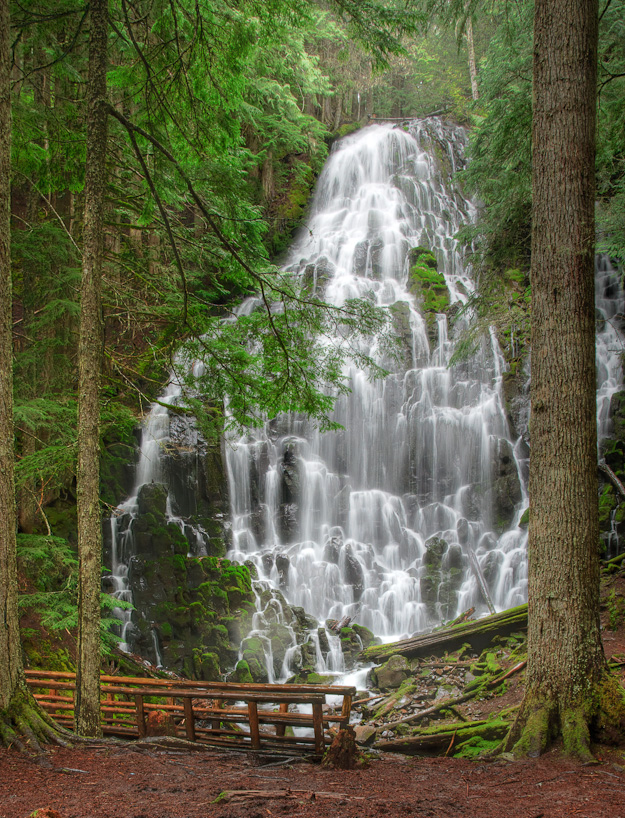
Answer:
192;649;221;681
307;672;333;684
453;735;505;758
336;122;361;138
352;624;376;649
509;698;555;757
231;659;254;684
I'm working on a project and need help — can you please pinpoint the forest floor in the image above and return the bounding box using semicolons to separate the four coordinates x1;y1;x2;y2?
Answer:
3;741;625;818
4;571;625;818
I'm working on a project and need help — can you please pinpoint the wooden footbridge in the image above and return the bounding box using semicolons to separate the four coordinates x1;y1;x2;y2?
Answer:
25;670;356;757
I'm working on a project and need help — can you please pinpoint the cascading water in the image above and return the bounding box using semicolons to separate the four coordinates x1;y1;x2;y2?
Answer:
225;119;528;650
107;380;183;656
107;118;625;681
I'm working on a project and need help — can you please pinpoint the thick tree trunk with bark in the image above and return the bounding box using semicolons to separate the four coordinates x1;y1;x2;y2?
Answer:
0;0;21;716
507;0;625;758
0;0;69;750
75;0;109;738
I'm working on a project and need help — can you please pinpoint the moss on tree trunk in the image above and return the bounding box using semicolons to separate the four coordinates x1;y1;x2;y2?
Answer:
75;0;109;737
508;0;625;759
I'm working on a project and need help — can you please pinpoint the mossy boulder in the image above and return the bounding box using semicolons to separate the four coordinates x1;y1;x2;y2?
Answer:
128;551;256;679
372;654;411;690
339;626;364;669
137;482;168;518
229;659;254;684
352;623;377;649
287;670;334;685
241;636;269;682
192;649;221;681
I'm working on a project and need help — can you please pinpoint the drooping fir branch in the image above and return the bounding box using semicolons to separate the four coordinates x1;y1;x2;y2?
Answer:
122;120;189;326
105;103;388;398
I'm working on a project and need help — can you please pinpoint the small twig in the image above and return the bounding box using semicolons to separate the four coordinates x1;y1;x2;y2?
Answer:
444;727;458;757
487;660;527;688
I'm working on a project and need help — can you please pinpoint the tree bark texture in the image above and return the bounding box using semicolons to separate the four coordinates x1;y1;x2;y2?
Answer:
0;0;22;714
466;17;479;101
508;0;615;758
75;0;108;738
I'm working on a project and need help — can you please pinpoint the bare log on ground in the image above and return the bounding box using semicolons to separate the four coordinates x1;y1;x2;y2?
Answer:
215;789;366;803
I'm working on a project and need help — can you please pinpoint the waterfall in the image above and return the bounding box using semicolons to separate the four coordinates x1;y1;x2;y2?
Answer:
225;119;528;645
107;118;625;679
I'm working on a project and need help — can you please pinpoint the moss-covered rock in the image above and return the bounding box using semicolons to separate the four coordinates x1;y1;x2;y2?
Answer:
127;550;256;679
407;248;450;344
372;654;411;690
229;659;254;684
352;623;377;649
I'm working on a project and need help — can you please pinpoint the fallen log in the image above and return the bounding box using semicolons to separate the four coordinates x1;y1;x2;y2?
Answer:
361;604;527;663
466;549;496;615
599;461;625;500
374;718;510;755
376;690;479;732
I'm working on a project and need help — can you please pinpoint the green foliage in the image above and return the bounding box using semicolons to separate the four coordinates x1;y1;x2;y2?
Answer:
606;588;625;631
456;1;533;274
17;534;130;655
17;534;76;593
596;1;625;263
179;289;389;436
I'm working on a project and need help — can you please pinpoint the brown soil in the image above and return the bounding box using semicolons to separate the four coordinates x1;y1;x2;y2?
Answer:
3;743;625;818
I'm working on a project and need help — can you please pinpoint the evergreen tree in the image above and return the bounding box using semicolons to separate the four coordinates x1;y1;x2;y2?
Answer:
0;0;70;749
75;0;108;738
503;0;625;757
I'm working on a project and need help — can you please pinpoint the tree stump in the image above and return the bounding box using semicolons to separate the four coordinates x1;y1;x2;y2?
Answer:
322;725;358;769
146;709;178;737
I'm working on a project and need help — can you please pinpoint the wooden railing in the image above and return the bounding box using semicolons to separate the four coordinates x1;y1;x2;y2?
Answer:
25;670;356;757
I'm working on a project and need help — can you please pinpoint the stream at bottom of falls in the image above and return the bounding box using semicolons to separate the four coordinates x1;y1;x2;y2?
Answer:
106;118;625;686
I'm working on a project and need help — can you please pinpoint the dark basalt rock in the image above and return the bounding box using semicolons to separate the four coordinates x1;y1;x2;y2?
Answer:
486;438;523;533
137;482;168;518
342;544;365;601
420;537;463;621
278;502;300;543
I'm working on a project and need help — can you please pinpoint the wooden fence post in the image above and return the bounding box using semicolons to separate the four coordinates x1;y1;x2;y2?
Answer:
248;701;261;750
312;701;325;755
183;697;196;742
135;694;146;738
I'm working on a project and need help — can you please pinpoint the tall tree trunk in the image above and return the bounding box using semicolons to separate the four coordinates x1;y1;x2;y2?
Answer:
333;93;343;131
0;0;22;717
466;17;479;101
75;0;108;738
506;0;625;759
